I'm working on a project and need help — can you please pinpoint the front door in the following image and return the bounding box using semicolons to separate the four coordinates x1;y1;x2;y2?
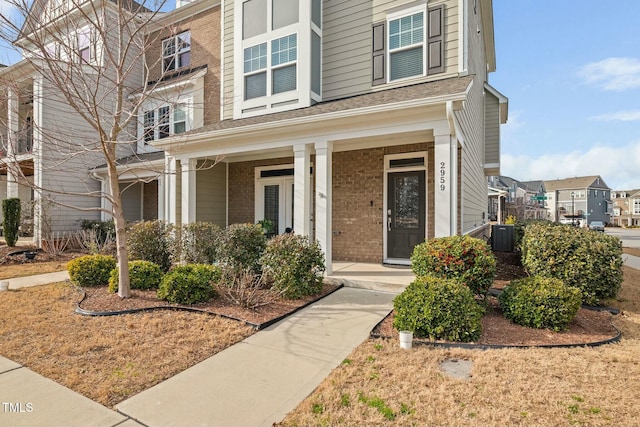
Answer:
387;171;425;260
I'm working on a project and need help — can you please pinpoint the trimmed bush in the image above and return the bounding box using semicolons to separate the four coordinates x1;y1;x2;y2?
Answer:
411;235;496;297
108;260;164;293
499;276;582;331
521;222;623;305
127;220;175;272
260;234;326;299
393;276;484;342
67;254;116;287
179;222;222;264
2;198;21;247
218;223;267;274
157;264;220;304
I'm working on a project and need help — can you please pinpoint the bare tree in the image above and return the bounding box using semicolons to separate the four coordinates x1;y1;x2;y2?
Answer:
0;0;196;297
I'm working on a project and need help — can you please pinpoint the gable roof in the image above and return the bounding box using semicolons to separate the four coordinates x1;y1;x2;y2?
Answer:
543;175;610;191
518;180;545;193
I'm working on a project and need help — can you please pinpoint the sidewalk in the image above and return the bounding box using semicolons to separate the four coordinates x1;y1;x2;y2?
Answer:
1;271;70;290
622;253;640;270
115;287;395;427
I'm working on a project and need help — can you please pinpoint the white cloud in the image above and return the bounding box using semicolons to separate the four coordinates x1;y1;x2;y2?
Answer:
578;57;640;91
501;141;640;190
590;110;640;122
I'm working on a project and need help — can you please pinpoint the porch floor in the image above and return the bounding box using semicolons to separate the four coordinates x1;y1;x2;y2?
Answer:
326;262;414;294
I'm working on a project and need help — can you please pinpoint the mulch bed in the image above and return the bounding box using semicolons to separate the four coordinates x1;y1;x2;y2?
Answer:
78;283;341;328
372;250;620;347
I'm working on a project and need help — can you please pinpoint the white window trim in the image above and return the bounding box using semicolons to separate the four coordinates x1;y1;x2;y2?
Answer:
139;98;193;153
386;5;427;83
162;30;191;73
254;164;295;235
242;31;299;108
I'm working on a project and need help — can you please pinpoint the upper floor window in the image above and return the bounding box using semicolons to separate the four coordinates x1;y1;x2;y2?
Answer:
372;5;444;86
163;31;191;72
389;12;424;81
244;33;297;100
77;28;93;63
634;199;640;215
143;104;187;143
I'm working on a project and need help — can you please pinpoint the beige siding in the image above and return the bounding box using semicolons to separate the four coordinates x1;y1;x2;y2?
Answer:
222;0;235;120
322;0;459;101
196;161;227;227
484;91;500;165
39;83;102;232
121;182;142;222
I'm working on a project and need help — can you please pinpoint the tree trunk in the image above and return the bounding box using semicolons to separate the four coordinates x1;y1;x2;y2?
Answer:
108;163;131;298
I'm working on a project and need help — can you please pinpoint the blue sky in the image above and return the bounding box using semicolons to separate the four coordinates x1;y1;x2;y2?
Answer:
492;0;640;190
1;0;638;190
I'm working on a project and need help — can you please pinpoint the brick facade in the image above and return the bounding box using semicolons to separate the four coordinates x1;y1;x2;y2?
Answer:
146;4;221;126
227;143;434;264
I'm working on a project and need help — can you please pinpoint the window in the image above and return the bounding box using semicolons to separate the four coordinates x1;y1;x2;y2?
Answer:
77;28;93;63
634;199;640;215
244;34;297;100
143;104;188;142
372;5;444;86
163;31;191;72
389;12;424;81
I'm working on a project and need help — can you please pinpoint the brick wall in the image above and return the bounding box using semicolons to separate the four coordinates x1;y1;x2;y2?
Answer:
332;143;433;263
146;5;221;126
228;157;294;225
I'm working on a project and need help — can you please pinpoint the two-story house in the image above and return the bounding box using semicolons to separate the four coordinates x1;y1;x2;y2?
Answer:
0;0;147;243
488;176;547;221
544;176;613;226
149;0;508;273
611;189;640;227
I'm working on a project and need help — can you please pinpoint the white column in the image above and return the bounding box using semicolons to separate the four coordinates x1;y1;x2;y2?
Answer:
6;86;19;198
100;178;112;221
157;174;165;221
181;158;197;224
315;141;332;274
434;131;456;237
293;143;311;237
165;156;177;224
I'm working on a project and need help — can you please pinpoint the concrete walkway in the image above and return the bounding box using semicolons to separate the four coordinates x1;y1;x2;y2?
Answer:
115;287;395;427
1;271;70;290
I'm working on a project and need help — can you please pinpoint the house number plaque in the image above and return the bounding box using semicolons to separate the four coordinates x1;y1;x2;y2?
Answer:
439;161;446;192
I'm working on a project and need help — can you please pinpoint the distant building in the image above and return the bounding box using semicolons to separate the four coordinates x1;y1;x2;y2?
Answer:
611;189;640;227
543;176;613;226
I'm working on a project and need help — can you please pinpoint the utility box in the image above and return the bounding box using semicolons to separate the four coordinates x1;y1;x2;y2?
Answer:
492;224;514;252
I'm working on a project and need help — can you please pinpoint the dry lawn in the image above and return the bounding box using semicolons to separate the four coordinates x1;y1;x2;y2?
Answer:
0;282;253;408
280;267;640;427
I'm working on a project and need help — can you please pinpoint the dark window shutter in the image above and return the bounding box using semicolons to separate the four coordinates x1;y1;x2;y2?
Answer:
372;22;386;85
427;5;444;75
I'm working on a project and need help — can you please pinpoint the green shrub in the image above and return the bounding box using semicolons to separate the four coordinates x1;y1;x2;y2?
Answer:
499;276;582;331
218;223;267;274
127;220;175;272
260;234;326;299
157;264;220;304
2;198;21;247
521;222;623;305
411;235;496;297
108;260;164;293
178;222;222;264
393;276;484;342
67;254;116;287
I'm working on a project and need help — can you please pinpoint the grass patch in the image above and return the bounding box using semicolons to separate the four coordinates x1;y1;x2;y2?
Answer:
0;282;253;407
280;266;640;426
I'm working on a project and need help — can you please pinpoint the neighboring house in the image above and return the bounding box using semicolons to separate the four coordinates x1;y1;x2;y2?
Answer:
611;189;640;227
544;176;613;226
487;176;546;222
91;0;222;223
148;0;508;273
0;0;146;243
